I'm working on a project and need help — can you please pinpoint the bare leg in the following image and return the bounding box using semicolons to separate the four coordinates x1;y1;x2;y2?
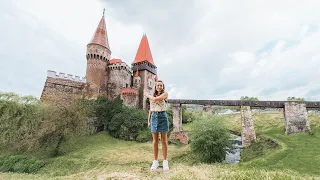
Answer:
160;132;168;160
152;132;159;160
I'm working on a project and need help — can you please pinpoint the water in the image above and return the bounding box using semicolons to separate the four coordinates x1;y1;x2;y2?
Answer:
223;135;243;164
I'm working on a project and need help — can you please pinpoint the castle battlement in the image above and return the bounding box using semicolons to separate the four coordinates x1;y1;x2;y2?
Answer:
47;70;86;83
121;88;138;95
107;62;133;74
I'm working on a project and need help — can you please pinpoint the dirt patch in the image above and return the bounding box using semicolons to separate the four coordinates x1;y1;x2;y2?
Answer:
97;172;140;180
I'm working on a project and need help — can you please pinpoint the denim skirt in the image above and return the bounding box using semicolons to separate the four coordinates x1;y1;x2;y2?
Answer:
150;111;169;133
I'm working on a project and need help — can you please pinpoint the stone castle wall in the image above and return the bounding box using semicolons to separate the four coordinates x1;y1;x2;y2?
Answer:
140;70;156;110
40;70;85;105
86;44;111;62
86;44;110;98
121;88;139;107
107;62;133;100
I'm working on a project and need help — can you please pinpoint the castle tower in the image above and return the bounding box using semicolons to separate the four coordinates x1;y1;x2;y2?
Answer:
133;70;141;88
85;9;111;98
131;34;157;110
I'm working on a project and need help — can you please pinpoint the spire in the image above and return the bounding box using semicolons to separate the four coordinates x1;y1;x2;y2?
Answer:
132;34;155;65
134;70;139;77
88;9;110;50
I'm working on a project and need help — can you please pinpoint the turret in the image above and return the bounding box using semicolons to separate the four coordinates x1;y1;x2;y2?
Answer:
133;71;141;88
131;34;157;110
85;9;111;97
131;34;157;75
106;59;132;100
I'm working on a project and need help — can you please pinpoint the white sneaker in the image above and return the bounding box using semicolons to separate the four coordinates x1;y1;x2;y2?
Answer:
150;160;159;171
163;160;169;170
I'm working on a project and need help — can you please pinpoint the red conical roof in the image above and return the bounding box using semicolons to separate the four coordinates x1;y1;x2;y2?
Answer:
134;71;139;77
109;58;122;64
132;34;155;65
88;14;110;50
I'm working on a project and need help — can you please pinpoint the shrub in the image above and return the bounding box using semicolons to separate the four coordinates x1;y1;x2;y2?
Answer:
108;106;148;141
94;96;124;131
183;110;195;123
190;115;232;163
0;92;95;157
34;98;96;157
166;104;174;132
0;92;43;150
136;129;152;142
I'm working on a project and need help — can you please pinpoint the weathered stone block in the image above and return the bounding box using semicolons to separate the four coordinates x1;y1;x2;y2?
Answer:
241;106;256;147
284;102;311;135
169;131;189;145
172;104;182;132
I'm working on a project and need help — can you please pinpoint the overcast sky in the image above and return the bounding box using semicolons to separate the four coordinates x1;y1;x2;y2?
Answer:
1;0;320;101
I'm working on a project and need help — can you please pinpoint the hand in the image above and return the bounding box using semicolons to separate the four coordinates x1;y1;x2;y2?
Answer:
148;122;150;128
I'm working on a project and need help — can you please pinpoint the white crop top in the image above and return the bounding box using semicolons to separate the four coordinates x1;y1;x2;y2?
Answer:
150;99;167;112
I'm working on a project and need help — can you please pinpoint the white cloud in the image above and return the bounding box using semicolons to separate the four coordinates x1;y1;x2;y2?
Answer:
1;0;320;101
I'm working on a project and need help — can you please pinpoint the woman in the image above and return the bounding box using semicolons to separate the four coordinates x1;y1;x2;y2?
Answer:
144;80;169;171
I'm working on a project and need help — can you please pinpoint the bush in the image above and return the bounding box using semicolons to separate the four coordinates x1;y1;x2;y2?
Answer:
166;104;174;132
136;129;152;142
34;98;95;157
0;92;43;150
94;96;124;131
190;115;232;163
108;106;148;141
183;110;195;123
0;92;95;157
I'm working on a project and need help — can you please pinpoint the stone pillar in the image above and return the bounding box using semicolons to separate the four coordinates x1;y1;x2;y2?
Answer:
283;102;310;135
169;103;189;144
172;104;182;132
241;106;256;147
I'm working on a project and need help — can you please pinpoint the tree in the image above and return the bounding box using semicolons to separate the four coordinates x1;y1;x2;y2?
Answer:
287;97;305;101
240;96;259;101
190;115;232;163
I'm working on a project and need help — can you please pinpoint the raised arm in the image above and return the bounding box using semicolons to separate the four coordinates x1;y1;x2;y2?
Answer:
144;91;168;102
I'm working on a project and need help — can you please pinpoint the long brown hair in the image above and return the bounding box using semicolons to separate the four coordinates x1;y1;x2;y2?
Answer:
153;80;165;97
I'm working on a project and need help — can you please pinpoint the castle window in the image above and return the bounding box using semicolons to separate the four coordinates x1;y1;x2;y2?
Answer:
126;83;128;88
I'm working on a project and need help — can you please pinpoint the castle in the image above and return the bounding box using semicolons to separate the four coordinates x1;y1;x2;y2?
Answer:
40;11;158;111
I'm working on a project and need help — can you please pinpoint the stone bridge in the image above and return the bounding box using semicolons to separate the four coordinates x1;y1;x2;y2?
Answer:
167;99;319;147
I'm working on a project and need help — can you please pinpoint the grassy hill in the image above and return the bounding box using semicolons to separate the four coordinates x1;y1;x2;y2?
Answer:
1;112;320;179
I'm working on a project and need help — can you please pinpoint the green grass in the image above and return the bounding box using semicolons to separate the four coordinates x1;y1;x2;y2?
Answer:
1;112;320;179
240;128;320;175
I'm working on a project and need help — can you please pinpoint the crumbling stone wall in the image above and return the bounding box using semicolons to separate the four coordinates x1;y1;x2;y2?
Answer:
240;106;256;147
283;102;311;135
169;131;189;145
40;76;85;105
121;90;139;107
172;104;183;132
